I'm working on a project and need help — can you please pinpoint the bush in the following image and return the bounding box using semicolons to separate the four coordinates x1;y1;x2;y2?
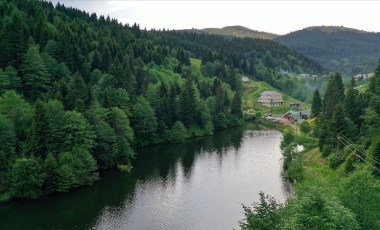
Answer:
344;156;355;173
10;157;43;199
328;151;345;169
300;122;311;134
287;154;304;182
240;192;282;230
227;114;243;127
214;112;228;130
167;121;190;143
282;186;360;230
243;111;255;121
322;145;332;158
0;192;11;203
281;128;295;149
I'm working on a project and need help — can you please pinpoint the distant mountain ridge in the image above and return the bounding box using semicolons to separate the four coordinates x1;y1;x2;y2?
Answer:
199;25;380;75
274;26;380;74
301;25;369;33
201;26;278;40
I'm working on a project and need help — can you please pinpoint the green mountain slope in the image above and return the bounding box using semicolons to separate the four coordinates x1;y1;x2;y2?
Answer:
202;26;278;40
275;26;380;75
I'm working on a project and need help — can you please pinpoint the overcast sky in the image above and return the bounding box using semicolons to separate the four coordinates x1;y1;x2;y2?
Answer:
49;1;380;35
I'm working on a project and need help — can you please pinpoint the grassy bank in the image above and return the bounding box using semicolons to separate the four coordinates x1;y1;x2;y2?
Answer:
296;148;341;195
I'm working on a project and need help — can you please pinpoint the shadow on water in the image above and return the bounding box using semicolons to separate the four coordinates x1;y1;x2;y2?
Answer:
0;123;287;230
133;125;246;181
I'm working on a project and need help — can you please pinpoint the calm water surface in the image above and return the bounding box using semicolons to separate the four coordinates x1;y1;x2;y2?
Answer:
0;124;291;230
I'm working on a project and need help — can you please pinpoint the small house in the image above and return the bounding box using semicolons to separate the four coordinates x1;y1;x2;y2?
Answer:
284;110;310;123
289;102;301;110
258;91;283;107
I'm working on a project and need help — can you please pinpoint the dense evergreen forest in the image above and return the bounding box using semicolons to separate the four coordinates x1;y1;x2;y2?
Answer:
240;62;380;229
275;26;380;75
0;0;322;201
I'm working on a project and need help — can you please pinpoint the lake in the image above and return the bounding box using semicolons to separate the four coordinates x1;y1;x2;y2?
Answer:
0;123;291;230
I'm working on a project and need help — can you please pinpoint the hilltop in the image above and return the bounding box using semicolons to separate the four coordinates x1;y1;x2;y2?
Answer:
201;26;278;40
274;26;380;75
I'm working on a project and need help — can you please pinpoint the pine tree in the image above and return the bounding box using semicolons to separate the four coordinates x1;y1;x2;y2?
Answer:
66;74;89;111
345;78;359;124
311;89;322;117
369;138;380;177
231;90;243;118
5;66;21;92
42;153;60;194
100;45;112;71
0;114;16;192
156;83;172;131
30;99;48;157
169;84;179;124
20;44;50;101
108;107;134;165
62;111;95;152
56;79;70;109
323;73;344;117
369;59;380;95
109;57;124;88
131;97;157;147
0;9;29;68
43;100;66;154
0;69;10;94
334;72;345;101
123;55;137;96
213;78;227;113
86;105;118;168
179;78;197;127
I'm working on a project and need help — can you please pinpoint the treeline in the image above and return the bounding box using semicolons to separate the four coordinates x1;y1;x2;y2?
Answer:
241;61;380;229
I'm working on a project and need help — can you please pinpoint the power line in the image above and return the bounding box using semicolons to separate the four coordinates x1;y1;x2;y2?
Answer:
337;137;379;170
339;134;380;164
337;135;380;173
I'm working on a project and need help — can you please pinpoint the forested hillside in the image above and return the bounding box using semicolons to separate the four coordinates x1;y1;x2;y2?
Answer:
275;26;380;75
0;0;321;201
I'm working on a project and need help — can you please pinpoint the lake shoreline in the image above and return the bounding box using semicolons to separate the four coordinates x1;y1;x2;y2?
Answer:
0;123;290;230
